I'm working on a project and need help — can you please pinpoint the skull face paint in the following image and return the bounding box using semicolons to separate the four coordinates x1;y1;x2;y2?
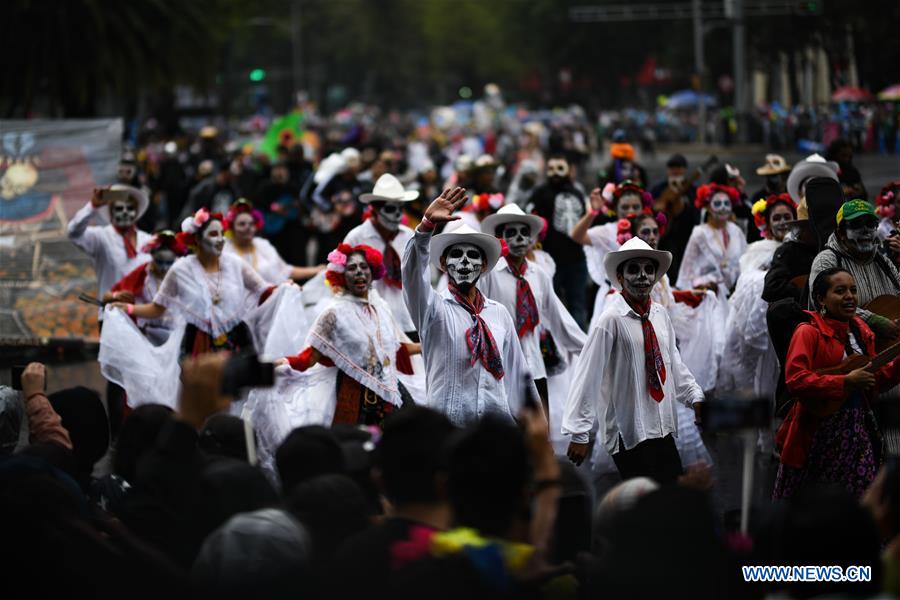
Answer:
111;198;138;228
844;219;878;256
767;204;794;242
501;222;534;258
201;220;225;256
709;192;733;223
618;257;657;301
344;252;372;297
616;193;643;219
635;217;660;249
375;202;403;232
232;212;256;245
443;243;485;290
546;159;570;184
151;249;177;276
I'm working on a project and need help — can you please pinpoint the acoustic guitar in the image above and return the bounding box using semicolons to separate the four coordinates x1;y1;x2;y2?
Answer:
654;155;718;219
805;335;900;418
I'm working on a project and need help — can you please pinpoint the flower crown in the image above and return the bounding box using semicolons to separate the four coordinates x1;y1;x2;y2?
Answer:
178;208;223;249
619;211;669;245
470;193;505;213
141;230;188;256
325;243;386;289
751;193;797;232
224;200;265;234
601;180;653;217
876;181;900;220
695;183;740;210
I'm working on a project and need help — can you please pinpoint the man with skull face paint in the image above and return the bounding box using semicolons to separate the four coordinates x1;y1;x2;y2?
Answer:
808;200;900;338
68;185;153;324
402;187;536;426
479;205;586;417
343;174;419;337
675;183;748;293
529;155;590;329
563;238;704;483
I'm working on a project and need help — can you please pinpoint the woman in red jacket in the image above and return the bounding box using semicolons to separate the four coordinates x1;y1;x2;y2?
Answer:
774;267;900;499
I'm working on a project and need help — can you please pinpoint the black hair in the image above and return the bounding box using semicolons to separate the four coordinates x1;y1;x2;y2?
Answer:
630;213;658;237
199;414;253;463
547;152;569;163
379;406;456;506
286;474;369;563
666;154;688;169
276;426;346;494
447;415;529;537
811;267;853;309
113;404;173;482
47;387;109;478
616;257;660;278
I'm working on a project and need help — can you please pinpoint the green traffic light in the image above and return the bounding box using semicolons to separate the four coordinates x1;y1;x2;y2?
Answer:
249;68;266;82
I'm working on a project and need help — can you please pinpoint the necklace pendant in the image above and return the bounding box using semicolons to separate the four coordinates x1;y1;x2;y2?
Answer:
212;294;221;305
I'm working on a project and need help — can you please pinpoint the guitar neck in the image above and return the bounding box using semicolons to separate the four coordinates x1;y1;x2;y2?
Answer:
871;339;900;371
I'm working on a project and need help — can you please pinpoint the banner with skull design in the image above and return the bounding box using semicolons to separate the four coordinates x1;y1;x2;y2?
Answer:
1;119;122;344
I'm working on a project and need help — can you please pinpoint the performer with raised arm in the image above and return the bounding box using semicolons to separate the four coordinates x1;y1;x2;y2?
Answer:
402;187;536;426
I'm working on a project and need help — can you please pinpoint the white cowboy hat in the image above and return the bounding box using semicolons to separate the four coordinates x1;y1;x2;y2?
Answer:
480;204;543;238
359;174;419;203
604;237;672;290
99;184;150;222
756;154;792;176
430;223;502;273
787;153;839;203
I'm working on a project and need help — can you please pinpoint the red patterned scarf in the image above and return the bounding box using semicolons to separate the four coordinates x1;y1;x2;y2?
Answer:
449;281;505;380
623;294;666;402
374;221;402;289
507;259;540;338
114;225;138;258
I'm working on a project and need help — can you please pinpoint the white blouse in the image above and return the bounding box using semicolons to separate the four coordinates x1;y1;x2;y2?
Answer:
343;219;416;333
153;253;268;337
675;221;747;290
225;237;292;285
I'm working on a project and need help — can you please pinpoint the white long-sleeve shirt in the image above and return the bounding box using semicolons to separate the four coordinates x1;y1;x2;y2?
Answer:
479;257;585;380
562;293;704;453
344;219;416;333
402;227;534;426
67;202;151;317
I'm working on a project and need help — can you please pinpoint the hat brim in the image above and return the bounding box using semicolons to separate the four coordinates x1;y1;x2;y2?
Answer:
786;162;839;203
99;184;150;222
756;165;791;176
604;248;673;290
359;190;419;204
480;212;543;238
430;229;502;273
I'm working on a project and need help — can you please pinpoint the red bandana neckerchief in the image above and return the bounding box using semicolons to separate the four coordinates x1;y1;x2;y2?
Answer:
622;293;666;402
373;220;402;289
507;259;540;338
114;225;138;259
448;281;505;380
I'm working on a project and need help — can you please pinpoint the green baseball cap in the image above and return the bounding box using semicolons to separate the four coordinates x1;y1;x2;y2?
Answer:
836;199;876;225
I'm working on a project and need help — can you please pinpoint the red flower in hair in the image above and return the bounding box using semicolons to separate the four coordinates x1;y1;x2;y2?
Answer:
499;239;509;258
325;269;346;289
225;201;265;232
616;219;633;245
362;245;386;280
695;183;740;210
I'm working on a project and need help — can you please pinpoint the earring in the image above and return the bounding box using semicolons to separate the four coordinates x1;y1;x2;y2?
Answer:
819;306;826;315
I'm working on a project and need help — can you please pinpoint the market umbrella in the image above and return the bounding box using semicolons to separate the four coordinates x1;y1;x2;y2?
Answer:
664;90;717;109
831;86;873;103
877;84;900;101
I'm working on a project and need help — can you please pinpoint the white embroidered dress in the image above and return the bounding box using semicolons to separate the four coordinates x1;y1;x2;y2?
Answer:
675;221;747;291
224;237;293;285
344;219;416;333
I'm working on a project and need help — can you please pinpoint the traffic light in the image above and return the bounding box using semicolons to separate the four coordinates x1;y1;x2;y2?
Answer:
796;1;823;15
249;68;266;82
